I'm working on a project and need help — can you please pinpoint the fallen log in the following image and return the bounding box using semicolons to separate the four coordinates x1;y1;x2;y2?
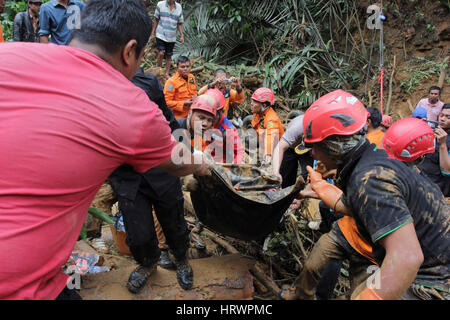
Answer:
249;262;280;296
203;229;239;254
191;66;205;73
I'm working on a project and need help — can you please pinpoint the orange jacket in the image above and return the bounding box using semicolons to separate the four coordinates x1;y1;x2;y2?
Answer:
0;25;4;43
198;85;245;117
251;107;284;156
366;128;385;148
164;72;197;118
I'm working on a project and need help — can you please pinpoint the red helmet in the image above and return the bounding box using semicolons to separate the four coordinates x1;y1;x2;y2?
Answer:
252;88;275;105
204;88;225;111
190;95;217;117
381;117;435;162
381;115;393;128
303;89;370;143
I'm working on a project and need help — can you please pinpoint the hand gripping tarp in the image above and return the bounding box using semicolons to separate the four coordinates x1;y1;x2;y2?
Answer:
190;163;305;240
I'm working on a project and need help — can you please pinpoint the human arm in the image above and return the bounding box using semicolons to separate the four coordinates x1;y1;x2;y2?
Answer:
38;5;50;43
303;166;351;215
435;127;450;173
157;142;211;177
177;23;184;44
163;79;188;113
150;18;159;42
353;222;423;300
271;138;290;181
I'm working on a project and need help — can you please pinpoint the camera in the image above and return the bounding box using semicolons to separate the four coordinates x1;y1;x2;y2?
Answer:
425;120;439;130
223;78;232;84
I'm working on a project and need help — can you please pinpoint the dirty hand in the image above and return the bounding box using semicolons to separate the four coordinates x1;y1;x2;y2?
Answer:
435;127;448;146
299;183;320;199
150;34;155;42
289;199;303;210
306;165;324;187
184;98;194;106
180;34;185;44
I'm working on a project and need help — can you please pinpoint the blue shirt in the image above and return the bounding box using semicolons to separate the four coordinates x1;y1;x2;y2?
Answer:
39;0;85;45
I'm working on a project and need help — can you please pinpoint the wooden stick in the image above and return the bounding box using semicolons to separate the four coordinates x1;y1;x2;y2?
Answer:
191;56;203;65
202;229;239;254
191;66;204;73
386;55;396;114
250;262;280;296
407;99;414;113
438;56;449;89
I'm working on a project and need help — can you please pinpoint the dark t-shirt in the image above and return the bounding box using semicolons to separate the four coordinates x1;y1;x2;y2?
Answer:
337;141;450;293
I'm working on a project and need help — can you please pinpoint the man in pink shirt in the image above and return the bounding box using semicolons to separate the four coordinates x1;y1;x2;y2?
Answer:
415;86;444;121
0;0;209;300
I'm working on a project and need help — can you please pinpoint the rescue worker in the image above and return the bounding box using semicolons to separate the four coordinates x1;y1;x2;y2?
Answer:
198;68;245;119
164;55;197;119
365;107;385;148
176;94;218;152
295;89;449;300
250;88;285;164
203;88;244;164
108;67;193;294
271;113;314;188
418;103;450;196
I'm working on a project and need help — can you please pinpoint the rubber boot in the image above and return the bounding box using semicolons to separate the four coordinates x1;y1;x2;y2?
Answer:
127;264;156;294
158;249;176;270
175;258;193;290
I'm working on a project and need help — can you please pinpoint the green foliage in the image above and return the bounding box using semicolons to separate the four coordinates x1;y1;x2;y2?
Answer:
400;57;448;94
0;0;50;41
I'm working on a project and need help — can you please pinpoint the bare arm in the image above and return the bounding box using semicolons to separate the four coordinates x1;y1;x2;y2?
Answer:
177;23;184;43
271;139;290;179
353;222;423;300
150;18;159;41
156;142;211;177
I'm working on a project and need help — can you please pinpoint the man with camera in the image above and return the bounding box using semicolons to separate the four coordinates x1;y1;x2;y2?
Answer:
418;103;450;196
198;68;245;119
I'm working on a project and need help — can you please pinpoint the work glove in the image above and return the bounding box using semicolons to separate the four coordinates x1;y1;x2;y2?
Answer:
306;165;344;212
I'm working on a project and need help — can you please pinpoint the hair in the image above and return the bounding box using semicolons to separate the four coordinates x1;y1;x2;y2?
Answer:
71;0;152;59
443;103;450;110
366;106;382;128
213;68;227;77
429;86;442;94
177;55;190;65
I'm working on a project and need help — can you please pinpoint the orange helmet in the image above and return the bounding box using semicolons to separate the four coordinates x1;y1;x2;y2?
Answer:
190;95;217;117
303;90;369;143
251;88;275;105
204;88;225;111
382;117;435;162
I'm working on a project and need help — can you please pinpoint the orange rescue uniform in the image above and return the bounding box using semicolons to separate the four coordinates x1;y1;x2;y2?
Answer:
164;72;197;118
251;107;284;156
198;85;245;117
0;25;4;43
366;128;385;148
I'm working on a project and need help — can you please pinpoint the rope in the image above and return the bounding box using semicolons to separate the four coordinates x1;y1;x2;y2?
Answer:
378;2;386;116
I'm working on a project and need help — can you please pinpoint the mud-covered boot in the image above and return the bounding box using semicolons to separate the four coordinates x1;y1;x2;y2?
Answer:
158;249;176;270
175;258;193;290
127;264;156;293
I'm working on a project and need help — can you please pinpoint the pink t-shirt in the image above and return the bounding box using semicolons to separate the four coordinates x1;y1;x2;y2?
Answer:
0;43;176;299
416;98;444;122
